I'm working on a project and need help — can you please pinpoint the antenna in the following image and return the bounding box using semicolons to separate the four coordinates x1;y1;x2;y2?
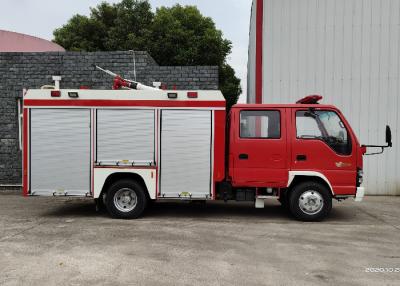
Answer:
129;50;137;82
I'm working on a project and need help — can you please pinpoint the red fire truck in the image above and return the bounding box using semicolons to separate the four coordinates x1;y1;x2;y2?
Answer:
22;81;392;221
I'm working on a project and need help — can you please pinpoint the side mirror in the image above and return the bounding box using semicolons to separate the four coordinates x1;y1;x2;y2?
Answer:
386;125;392;147
363;125;392;155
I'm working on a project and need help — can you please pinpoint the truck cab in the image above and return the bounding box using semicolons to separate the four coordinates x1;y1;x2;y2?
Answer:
226;96;365;221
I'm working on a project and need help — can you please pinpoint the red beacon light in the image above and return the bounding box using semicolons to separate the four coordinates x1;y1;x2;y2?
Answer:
296;95;323;104
187;92;198;99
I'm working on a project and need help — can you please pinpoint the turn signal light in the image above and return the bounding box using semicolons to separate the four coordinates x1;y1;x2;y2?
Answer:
51;90;61;97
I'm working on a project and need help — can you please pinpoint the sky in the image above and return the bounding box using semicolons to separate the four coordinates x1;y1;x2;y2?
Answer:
0;0;252;102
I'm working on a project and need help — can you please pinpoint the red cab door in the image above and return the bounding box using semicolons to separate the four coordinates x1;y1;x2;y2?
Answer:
291;108;357;195
230;108;289;187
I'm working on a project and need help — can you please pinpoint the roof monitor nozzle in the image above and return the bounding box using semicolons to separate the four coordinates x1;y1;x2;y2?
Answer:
52;76;62;90
153;82;162;89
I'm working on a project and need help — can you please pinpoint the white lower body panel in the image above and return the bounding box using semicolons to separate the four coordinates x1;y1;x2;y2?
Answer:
93;168;157;199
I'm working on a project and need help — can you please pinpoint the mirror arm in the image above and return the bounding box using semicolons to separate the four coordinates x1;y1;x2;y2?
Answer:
362;144;391;156
364;147;385;156
362;144;390;148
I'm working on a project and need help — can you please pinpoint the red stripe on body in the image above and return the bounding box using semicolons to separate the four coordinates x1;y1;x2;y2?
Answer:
91;111;95;196
24;99;226;108
156;110;159;199
22;109;29;196
213;110;227;200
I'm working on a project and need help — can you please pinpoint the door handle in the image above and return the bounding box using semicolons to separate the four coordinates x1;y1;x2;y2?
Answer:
239;154;249;160
296;154;307;161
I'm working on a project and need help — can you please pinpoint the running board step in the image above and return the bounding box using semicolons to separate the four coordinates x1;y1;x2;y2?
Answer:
256;195;279;200
255;196;279;209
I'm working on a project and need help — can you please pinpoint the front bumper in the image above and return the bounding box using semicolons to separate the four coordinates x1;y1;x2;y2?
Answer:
355;187;365;202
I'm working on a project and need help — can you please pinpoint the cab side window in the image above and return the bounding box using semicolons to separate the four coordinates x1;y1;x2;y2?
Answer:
296;115;322;138
240;111;281;139
296;110;352;155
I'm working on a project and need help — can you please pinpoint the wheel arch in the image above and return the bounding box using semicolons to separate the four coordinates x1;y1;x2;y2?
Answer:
287;171;334;196
100;172;151;201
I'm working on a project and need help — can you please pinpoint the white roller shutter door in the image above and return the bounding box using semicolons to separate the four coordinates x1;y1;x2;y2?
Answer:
30;109;91;196
97;109;155;165
160;110;212;198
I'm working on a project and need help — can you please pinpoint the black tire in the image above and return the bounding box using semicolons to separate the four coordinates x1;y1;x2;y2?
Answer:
105;179;148;219
288;181;332;222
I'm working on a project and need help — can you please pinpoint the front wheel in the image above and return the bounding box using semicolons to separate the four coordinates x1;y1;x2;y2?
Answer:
289;181;332;222
105;179;148;219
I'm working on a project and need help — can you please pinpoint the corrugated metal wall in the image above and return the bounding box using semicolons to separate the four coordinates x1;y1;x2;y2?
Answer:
248;0;400;195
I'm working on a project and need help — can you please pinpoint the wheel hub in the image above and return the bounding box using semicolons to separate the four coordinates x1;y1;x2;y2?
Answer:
114;188;138;213
122;195;131;204
299;190;324;215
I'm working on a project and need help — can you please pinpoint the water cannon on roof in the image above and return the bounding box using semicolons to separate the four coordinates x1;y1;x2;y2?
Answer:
94;65;160;91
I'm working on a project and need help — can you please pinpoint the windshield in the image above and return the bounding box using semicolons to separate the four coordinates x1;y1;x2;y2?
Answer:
296;110;352;155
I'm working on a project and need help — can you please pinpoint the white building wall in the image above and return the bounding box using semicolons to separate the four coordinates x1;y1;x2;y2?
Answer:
248;0;400;195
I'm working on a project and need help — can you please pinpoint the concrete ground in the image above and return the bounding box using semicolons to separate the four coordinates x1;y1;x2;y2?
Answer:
0;192;399;286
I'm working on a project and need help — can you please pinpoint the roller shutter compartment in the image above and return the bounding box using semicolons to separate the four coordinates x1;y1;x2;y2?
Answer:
160;110;212;198
30;109;91;196
96;109;155;165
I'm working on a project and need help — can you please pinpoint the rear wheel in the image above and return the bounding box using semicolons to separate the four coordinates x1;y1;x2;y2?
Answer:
289;181;332;221
105;179;148;219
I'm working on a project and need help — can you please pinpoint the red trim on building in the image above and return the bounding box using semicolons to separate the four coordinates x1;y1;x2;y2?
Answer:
24;99;226;108
255;0;264;104
22;108;29;196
